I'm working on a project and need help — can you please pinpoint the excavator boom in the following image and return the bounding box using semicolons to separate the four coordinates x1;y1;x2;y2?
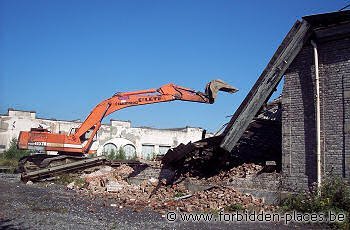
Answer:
18;80;237;155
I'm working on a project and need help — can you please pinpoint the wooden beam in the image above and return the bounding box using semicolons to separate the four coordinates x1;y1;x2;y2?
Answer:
220;20;311;152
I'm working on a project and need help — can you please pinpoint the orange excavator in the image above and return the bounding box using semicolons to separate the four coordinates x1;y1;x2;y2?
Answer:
17;80;237;177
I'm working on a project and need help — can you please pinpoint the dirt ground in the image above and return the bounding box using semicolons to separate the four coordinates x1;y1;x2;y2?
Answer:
0;173;325;230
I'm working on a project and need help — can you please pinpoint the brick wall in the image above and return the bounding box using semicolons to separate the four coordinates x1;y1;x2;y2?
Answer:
282;37;350;191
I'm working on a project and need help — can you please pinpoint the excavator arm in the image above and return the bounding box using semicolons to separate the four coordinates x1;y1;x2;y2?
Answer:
18;79;237;155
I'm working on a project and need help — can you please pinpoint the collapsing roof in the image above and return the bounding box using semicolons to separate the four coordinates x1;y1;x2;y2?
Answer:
220;10;350;152
162;98;282;171
162;10;350;169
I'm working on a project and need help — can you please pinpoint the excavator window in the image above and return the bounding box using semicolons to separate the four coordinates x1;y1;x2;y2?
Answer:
69;128;78;135
80;128;97;142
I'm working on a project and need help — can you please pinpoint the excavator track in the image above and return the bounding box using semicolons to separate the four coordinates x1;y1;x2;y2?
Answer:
21;156;107;182
18;155;148;182
18;154;58;173
19;154;107;182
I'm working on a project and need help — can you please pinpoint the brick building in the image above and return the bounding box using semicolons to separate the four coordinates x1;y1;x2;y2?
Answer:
220;10;350;193
281;11;350;191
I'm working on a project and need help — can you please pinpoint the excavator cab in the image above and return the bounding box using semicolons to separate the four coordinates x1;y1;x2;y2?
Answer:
68;128;78;136
69;127;97;142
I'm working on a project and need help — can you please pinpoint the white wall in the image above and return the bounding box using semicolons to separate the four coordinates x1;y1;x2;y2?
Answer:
0;109;209;158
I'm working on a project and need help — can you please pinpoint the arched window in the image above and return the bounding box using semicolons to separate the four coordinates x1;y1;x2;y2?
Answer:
103;143;117;154
123;144;136;159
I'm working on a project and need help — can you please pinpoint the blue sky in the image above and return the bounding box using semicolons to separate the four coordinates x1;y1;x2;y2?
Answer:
0;0;346;132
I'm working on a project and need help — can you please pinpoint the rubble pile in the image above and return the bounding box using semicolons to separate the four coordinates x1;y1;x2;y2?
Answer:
80;165;134;193
173;186;269;212
176;163;263;185
206;163;263;184
72;164;274;213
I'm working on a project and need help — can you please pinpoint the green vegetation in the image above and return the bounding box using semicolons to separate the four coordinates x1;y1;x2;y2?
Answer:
174;191;186;198
225;203;245;212
0;138;32;168
129;152;137;160
104;147;126;160
56;174;86;187
280;178;350;229
145;152;156;161
104;147;137;160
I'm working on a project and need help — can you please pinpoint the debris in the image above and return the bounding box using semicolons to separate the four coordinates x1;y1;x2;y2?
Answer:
81;166;115;182
174;194;193;201
261;161;278;173
106;181;124;192
75;163;275;213
148;177;159;186
26;180;33;185
114;164;134;179
67;182;75;189
207;163;263;184
28;155;276;214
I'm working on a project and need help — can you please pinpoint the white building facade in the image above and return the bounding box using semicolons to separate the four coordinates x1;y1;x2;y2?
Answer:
0;109;207;159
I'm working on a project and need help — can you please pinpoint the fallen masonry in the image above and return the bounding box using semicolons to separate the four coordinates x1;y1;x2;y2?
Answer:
61;164;276;213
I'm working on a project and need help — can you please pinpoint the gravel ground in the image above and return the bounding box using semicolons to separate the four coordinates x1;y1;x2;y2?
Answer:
0;173;325;229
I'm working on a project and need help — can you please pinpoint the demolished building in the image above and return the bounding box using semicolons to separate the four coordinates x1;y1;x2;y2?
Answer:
222;10;350;192
163;10;350;196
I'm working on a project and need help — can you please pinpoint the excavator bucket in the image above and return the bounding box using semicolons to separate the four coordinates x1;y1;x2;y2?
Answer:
205;79;238;102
